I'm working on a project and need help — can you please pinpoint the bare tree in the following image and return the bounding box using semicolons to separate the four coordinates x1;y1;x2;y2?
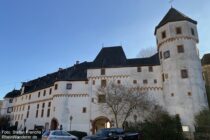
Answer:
137;47;157;58
97;82;152;128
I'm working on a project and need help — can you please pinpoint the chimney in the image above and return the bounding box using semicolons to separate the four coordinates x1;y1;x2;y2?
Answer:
58;68;63;71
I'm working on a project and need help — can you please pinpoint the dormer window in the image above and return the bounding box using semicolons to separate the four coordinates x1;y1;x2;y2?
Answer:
66;83;72;90
161;31;166;39
176;27;182;34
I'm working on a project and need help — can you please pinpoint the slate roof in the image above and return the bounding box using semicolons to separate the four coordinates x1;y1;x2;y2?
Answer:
4;90;21;98
6;46;160;96
155;8;197;34
202;53;210;65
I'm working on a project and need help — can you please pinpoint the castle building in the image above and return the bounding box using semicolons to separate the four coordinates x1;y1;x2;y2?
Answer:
1;8;209;134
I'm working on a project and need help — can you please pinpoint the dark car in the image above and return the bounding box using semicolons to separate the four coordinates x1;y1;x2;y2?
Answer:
82;128;140;140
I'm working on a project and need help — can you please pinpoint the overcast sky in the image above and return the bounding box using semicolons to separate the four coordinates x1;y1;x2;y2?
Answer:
0;0;210;99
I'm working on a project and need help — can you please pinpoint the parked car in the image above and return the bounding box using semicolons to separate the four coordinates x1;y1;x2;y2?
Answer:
82;128;141;140
42;130;78;140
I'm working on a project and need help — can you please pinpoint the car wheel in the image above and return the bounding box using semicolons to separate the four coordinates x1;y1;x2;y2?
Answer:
118;137;123;140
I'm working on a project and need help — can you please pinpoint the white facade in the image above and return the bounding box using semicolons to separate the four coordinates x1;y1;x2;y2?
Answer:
1;8;209;134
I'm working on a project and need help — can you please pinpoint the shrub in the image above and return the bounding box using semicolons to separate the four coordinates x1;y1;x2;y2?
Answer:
125;109;184;140
68;130;87;140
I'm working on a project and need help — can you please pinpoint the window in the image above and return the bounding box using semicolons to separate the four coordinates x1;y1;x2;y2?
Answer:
38;92;40;98
82;107;86;113
47;109;50;117
176;27;182;34
159;51;162;59
85;81;88;84
9;99;13;103
21;114;23;120
28;105;30;110
22;106;24;111
49;88;52;95
98;95;106;103
91;98;94;102
101;68;105;75
177;45;184;53
54;84;58;90
154;79;157;84
7;107;13;113
37;104;39;109
164;50;170;59
26;95;27;99
161;31;166;39
191;28;195;36
181;69;188;78
36;110;38;118
117;80;121;84
92;80;95;85
48;102;51;107
27;111;29;118
171;93;174;97
133;80;137;84
43;90;46;96
143;79;148;84
165;73;168;79
101;80;106;87
41;109;44;117
42;103;45;108
29;94;31;100
137;67;141;72
149;66;153;72
188;92;192;96
162;73;165;82
66;83;72;90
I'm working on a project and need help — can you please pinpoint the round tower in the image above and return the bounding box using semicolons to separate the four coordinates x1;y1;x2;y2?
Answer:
155;8;208;131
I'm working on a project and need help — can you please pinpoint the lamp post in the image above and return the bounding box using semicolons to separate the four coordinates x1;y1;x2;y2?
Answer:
24;119;27;131
69;116;73;131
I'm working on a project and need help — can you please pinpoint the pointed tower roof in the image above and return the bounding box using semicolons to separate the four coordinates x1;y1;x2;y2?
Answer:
155;8;197;34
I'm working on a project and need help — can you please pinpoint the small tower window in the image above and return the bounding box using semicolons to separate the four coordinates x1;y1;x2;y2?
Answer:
101;68;105;75
137;67;141;72
176;27;182;34
82;107;87;113
154;79;157;84
164;51;170;59
133;80;137;84
143;79;148;84
162;73;165;82
188;92;192;96
171;93;174;97
117;80;121;84
177;45;184;53
161;31;166;39
101;80;106;87
191;28;195;36
181;69;188;78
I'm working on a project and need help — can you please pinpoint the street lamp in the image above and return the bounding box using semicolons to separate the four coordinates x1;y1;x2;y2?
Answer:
69;116;73;131
24;119;27;131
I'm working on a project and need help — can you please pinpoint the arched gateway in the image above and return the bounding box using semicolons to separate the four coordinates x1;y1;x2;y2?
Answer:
50;118;59;130
92;116;110;134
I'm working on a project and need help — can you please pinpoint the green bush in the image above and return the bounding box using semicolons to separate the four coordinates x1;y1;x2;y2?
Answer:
125;111;184;140
68;130;87;140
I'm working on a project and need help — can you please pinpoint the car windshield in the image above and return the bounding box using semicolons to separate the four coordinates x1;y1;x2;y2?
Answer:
42;131;50;136
61;131;71;136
